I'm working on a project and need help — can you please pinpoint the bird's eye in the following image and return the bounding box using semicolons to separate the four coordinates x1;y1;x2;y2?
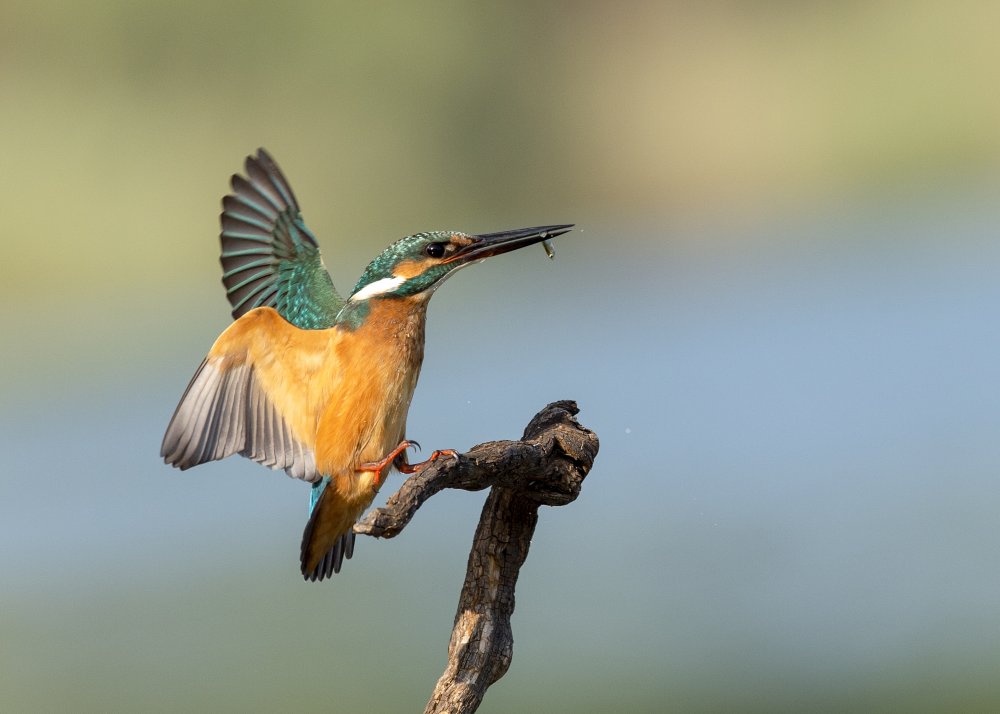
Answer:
425;242;446;258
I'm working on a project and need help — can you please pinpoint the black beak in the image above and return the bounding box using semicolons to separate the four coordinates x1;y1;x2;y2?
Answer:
443;224;574;264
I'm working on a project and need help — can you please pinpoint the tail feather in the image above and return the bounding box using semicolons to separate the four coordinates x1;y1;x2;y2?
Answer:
301;478;357;581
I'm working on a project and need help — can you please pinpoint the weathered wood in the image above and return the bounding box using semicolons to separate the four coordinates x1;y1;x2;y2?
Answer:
354;400;599;714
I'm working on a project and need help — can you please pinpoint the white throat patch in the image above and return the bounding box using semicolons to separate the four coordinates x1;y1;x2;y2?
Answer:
350;275;405;301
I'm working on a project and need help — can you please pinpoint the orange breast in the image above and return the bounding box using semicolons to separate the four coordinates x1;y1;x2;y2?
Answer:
313;296;427;480
209;299;428;519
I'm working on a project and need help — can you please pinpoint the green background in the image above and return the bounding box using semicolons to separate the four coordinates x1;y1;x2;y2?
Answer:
3;2;1000;711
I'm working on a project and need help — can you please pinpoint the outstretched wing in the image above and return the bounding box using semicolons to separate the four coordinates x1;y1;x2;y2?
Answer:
220;149;344;329
161;307;334;482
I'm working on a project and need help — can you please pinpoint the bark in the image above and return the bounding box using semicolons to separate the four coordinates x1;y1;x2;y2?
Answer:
354;400;599;714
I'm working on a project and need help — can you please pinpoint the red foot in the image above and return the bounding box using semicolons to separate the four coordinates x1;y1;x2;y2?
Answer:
357;440;416;487
396;448;459;474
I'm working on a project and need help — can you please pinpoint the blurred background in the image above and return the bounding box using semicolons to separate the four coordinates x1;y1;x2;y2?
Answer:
2;2;999;711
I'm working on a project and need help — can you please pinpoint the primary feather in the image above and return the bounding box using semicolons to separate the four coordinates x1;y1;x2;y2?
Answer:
220;149;343;328
160;308;325;482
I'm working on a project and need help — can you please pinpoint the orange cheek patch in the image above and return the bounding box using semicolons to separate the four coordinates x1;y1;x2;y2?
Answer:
393;259;431;279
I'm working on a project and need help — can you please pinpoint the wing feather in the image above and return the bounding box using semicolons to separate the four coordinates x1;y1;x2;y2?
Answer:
161;307;333;483
263;392;280;468
220;149;344;329
181;366;219;465
226;180;279;221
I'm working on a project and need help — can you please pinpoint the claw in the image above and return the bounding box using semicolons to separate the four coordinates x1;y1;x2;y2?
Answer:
357;439;416;489
397;448;459;475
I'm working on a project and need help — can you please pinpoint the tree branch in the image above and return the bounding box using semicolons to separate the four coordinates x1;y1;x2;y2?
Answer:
354;400;599;714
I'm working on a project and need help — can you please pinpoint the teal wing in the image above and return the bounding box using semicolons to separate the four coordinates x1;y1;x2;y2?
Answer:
220;149;344;329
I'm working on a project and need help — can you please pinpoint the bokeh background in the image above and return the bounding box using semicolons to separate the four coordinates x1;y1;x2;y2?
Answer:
3;2;1000;712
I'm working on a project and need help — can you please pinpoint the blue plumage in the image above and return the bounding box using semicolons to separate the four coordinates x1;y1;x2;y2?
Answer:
309;477;329;515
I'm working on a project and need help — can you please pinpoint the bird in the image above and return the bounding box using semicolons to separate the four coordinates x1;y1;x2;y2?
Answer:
160;148;573;581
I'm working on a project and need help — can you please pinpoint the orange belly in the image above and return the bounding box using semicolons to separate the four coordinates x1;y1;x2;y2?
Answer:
302;295;427;572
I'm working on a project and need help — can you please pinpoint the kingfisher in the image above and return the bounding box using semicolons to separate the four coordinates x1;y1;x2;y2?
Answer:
160;148;572;581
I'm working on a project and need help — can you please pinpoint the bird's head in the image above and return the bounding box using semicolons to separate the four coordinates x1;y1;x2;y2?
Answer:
348;225;573;302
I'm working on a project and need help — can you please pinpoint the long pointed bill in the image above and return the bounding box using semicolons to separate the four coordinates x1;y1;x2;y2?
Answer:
442;224;574;264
